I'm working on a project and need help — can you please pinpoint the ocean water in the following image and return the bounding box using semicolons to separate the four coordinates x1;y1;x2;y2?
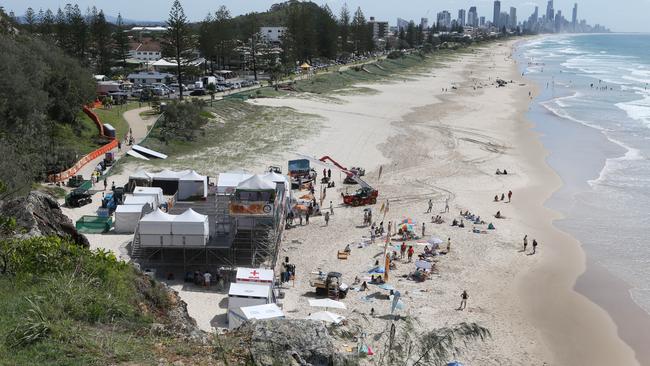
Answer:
516;34;650;316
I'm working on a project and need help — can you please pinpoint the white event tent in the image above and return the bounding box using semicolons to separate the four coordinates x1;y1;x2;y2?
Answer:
139;209;174;247
217;171;253;195
114;204;145;233
177;170;208;201
133;187;163;208
171;209;209;246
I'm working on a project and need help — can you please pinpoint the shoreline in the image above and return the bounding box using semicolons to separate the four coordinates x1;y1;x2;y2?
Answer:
515;36;650;364
512;40;639;364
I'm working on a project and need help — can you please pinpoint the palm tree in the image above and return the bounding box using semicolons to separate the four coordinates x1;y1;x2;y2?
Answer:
377;320;491;365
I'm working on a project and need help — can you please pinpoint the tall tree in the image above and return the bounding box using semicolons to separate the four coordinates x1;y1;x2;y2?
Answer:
317;5;338;59
350;7;368;54
406;21;416;47
339;4;351;53
90;10;112;74
113;13;129;67
23;7;36;31
39;9;54;36
163;0;195;100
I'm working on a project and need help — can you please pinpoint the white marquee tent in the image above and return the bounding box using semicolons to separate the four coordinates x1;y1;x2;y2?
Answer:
178;170;208;201
123;195;154;212
171;209;209;247
114;204;145;233
262;172;289;191
133;187;163;208
237;174;277;192
139;209;174;247
217;171;253;195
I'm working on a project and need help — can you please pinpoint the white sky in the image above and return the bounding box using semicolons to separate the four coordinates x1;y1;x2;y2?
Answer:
2;0;648;32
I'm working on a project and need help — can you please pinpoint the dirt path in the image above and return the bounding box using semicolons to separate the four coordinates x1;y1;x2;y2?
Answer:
75;106;154;181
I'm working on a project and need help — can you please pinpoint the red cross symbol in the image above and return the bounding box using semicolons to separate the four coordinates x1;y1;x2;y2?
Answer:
250;270;259;277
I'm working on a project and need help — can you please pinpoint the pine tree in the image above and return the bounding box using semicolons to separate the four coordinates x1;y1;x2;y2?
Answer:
24;7;36;31
163;0;195;100
317;5;338;59
91;10;112;75
351;7;367;54
339;4;351;53
113;13;129;67
39;9;54;36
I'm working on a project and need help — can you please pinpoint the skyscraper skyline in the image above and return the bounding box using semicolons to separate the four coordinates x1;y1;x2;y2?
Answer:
493;1;501;27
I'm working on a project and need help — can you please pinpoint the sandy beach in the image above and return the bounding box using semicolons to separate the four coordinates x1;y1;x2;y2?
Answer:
68;39;640;364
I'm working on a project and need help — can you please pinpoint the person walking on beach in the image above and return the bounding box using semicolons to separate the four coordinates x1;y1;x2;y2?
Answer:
422;223;426;237
500;193;505;201
327;169;331;179
447;237;451;252
407;246;414;262
305;211;310;225
330;201;334;215
103;178;107;191
445;197;450;213
459;290;469;310
400;242;407;259
508;190;513;203
532;239;538;254
427;199;433;213
324;212;330;226
523;235;528;252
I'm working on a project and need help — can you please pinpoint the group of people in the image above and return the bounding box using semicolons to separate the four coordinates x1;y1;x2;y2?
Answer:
522;235;539;255
493;190;513;203
430;215;445;224
495;169;509;175
187;270;220;289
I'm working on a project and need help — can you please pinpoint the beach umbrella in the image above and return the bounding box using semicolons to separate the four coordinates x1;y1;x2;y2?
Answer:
401;218;416;225
378;283;396;291
428;236;444;245
309;298;347;310
307;311;345;324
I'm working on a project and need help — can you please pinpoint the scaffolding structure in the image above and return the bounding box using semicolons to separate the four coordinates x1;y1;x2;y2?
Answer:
130;189;286;273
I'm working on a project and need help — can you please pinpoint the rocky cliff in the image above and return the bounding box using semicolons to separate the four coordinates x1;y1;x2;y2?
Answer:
0;191;89;247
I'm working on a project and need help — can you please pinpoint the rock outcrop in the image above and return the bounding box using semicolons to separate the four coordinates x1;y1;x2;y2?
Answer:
236;319;357;366
0;191;89;247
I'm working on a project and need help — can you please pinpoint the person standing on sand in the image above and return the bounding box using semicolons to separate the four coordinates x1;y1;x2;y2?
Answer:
103;178;107;191
500;193;505;201
532;239;538;254
447;237;451;252
427;199;433;213
328;169;331;179
422;223;426;237
508;190;513;203
400;242;407;259
330;201;334;215
445;197;450;213
407;246;414;262
523;235;528;252
459;290;468;310
305;211;310;225
324;212;330;226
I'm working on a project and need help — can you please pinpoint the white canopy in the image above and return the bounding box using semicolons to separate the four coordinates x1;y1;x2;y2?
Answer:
123;195;155;206
178;170;208;200
263;172;289;190
237;174;276;191
115;204;144;213
307;311;345;324
308;298;347;310
138;209;174;235
171;208;209;235
228;283;271;299
133;187;163;208
151;169;190;181
240;303;284;320
217;172;253;194
129;169;152;181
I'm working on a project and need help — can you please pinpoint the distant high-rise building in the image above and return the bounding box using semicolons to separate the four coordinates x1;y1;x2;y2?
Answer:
555;10;563;31
509;7;517;29
437;11;452;30
499;12;510;30
493;1;501;27
397;18;409;32
468;6;478;27
480;16;486;27
421;17;429;30
458;9;466;27
572;3;578;31
546;0;554;21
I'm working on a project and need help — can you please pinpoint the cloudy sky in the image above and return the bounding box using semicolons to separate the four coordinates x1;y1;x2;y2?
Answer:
2;0;648;32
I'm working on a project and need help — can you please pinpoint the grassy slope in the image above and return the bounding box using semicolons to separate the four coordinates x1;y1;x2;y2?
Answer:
0;237;212;366
60;102;138;158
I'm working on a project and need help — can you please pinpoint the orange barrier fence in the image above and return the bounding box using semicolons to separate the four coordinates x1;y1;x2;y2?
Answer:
83;105;105;137
48;139;117;183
